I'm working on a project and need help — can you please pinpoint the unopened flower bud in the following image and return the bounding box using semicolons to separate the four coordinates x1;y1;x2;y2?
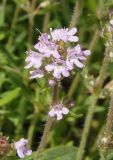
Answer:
70;100;75;107
48;79;56;87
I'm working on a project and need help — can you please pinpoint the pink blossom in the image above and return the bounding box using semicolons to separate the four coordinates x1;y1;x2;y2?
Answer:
66;44;91;68
14;138;32;158
34;33;60;58
49;104;69;120
50;28;79;42
25;51;43;69
25;28;91;80
45;60;70;79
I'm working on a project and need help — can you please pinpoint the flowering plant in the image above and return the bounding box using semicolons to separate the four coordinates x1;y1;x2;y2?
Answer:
25;28;90;121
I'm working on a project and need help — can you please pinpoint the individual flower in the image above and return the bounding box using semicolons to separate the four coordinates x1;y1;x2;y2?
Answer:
45;59;70;79
14;138;32;159
66;44;91;69
25;51;43;69
49;104;69;120
34;33;60;58
50;28;79;42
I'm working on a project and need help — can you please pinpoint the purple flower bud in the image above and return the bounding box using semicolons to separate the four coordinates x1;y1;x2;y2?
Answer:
48;79;56;87
70;100;75;107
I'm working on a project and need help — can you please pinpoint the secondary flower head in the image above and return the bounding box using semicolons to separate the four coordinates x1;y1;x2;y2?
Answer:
14;138;32;158
49;104;69;120
25;27;91;80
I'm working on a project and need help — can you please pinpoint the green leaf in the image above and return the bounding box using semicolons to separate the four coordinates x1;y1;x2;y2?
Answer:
107;149;113;160
42;146;77;160
0;87;21;106
23;146;77;160
6;156;19;160
95;105;105;113
23;152;35;160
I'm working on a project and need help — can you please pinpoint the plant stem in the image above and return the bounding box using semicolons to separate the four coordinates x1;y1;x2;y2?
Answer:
28;0;37;49
86;28;99;65
35;116;54;160
27;106;38;148
34;82;59;160
100;150;106;160
69;0;84;28
76;96;97;160
67;73;80;99
106;92;113;136
6;6;20;48
76;47;110;160
42;13;50;32
28;16;34;49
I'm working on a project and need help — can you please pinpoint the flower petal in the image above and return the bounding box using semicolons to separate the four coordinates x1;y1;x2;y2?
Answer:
68;36;79;42
62;107;69;115
45;64;54;71
56;111;63;120
68;28;77;35
49;108;55;117
72;59;84;68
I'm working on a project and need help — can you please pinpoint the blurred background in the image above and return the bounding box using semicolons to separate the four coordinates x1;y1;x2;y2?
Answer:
0;0;113;159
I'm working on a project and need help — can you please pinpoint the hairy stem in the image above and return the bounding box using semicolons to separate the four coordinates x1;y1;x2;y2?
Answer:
106;92;113;136
69;0;84;28
34;82;59;160
76;96;97;160
100;150;106;160
34;116;54;160
76;47;110;160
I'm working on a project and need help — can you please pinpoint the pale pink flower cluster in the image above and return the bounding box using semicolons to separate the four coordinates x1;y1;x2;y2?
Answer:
25;28;91;80
14;138;32;158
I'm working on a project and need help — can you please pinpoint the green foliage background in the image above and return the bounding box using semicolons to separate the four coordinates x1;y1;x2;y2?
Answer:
0;0;113;159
